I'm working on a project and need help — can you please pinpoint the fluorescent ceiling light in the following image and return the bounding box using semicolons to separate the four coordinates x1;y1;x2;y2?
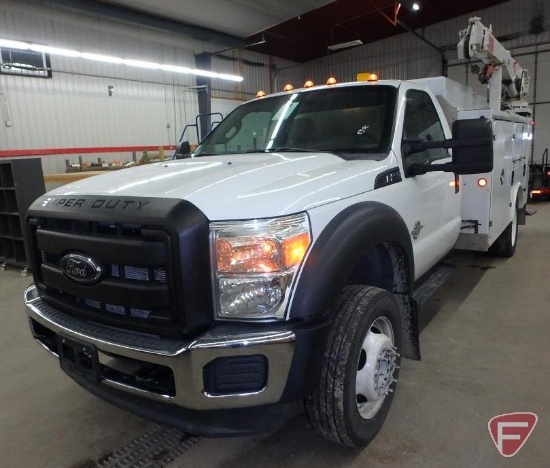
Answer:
123;59;160;69
328;39;363;51
81;53;124;64
160;64;192;73
0;39;30;50
30;44;81;57
0;37;244;82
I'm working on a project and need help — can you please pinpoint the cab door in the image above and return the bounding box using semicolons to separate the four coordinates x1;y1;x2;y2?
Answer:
398;88;461;279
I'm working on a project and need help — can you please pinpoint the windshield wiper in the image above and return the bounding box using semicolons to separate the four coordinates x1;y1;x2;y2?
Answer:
195;149;265;157
266;147;319;153
267;147;344;156
196;148;343;157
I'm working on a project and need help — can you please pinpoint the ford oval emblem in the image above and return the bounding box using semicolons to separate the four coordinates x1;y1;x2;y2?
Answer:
60;253;103;284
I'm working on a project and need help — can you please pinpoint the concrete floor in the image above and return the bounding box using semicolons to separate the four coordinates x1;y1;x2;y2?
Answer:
1;203;550;467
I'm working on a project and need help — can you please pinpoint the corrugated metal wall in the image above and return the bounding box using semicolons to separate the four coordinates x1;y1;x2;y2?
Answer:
276;33;442;90
0;0;203;173
2;0;550;176
211;49;293;100
211;97;243;118
438;0;550;163
276;0;549;162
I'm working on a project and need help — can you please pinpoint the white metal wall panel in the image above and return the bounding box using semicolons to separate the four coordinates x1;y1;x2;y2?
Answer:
429;0;550;55
4;0;550;173
534;51;550;103
421;0;550;162
0;0;203;174
290;0;548;162
211;97;244;119
276;29;443;89
211;49;279;101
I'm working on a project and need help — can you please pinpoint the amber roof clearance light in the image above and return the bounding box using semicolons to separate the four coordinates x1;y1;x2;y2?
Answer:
357;72;379;82
326;77;337;85
283;84;294;92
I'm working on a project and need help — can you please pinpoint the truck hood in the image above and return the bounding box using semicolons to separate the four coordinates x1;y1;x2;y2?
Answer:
50;152;391;220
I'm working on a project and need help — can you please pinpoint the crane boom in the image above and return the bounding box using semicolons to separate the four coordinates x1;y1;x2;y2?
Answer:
457;17;531;116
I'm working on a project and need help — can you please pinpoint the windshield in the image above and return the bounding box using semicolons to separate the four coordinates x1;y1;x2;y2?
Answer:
193;85;397;160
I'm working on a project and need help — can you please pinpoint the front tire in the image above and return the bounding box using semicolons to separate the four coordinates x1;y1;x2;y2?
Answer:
305;285;402;447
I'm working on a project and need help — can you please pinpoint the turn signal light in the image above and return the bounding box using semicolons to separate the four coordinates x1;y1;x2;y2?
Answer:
477;178;488;187
283;84;294;92
282;232;310;268
326;77;337;85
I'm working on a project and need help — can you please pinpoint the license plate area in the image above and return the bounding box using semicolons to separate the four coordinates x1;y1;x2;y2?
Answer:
57;335;101;382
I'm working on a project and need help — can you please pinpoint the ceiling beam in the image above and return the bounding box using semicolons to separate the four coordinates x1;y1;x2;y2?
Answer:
32;0;245;49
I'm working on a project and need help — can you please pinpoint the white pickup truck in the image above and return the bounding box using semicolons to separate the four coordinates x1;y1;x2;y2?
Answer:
23;19;532;449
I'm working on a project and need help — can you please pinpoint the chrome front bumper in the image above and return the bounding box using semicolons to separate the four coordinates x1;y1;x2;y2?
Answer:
24;285;296;411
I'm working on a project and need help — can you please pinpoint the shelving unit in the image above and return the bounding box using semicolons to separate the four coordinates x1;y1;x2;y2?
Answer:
0;158;45;275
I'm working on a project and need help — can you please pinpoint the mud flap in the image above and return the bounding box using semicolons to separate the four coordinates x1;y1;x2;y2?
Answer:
395;294;420;361
518;204;526;225
399;262;457;361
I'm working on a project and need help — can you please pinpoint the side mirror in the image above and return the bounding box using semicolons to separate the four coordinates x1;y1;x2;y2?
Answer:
450;118;493;174
405;118;493;176
174;141;191;159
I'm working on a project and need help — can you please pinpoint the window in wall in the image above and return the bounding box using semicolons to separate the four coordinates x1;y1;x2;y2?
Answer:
0;47;51;78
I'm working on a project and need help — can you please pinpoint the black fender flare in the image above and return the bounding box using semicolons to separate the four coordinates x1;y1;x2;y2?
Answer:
290;201;414;320
281;202;420;402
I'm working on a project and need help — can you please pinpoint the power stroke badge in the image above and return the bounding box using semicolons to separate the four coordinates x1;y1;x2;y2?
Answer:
60;253;103;284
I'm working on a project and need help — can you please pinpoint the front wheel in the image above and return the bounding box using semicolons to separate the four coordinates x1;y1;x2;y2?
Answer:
305;285;402;447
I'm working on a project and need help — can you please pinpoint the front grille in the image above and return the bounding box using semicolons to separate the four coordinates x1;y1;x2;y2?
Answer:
30;217;176;335
27;196;214;339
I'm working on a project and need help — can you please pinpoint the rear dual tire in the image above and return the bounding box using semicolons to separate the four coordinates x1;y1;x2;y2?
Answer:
490;205;518;258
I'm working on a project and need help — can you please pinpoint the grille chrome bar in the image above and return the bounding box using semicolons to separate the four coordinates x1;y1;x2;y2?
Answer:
40;264;170;309
41;251;167;284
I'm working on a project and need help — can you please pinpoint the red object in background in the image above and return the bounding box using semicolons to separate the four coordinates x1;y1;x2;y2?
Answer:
0;145;176;158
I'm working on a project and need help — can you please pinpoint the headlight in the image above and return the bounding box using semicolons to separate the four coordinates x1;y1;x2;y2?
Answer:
211;213;311;320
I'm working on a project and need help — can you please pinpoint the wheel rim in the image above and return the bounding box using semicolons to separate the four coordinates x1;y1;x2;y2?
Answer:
355;316;398;420
511;208;518;246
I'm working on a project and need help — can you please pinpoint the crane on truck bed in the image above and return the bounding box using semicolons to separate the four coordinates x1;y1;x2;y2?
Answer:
458;17;531;117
